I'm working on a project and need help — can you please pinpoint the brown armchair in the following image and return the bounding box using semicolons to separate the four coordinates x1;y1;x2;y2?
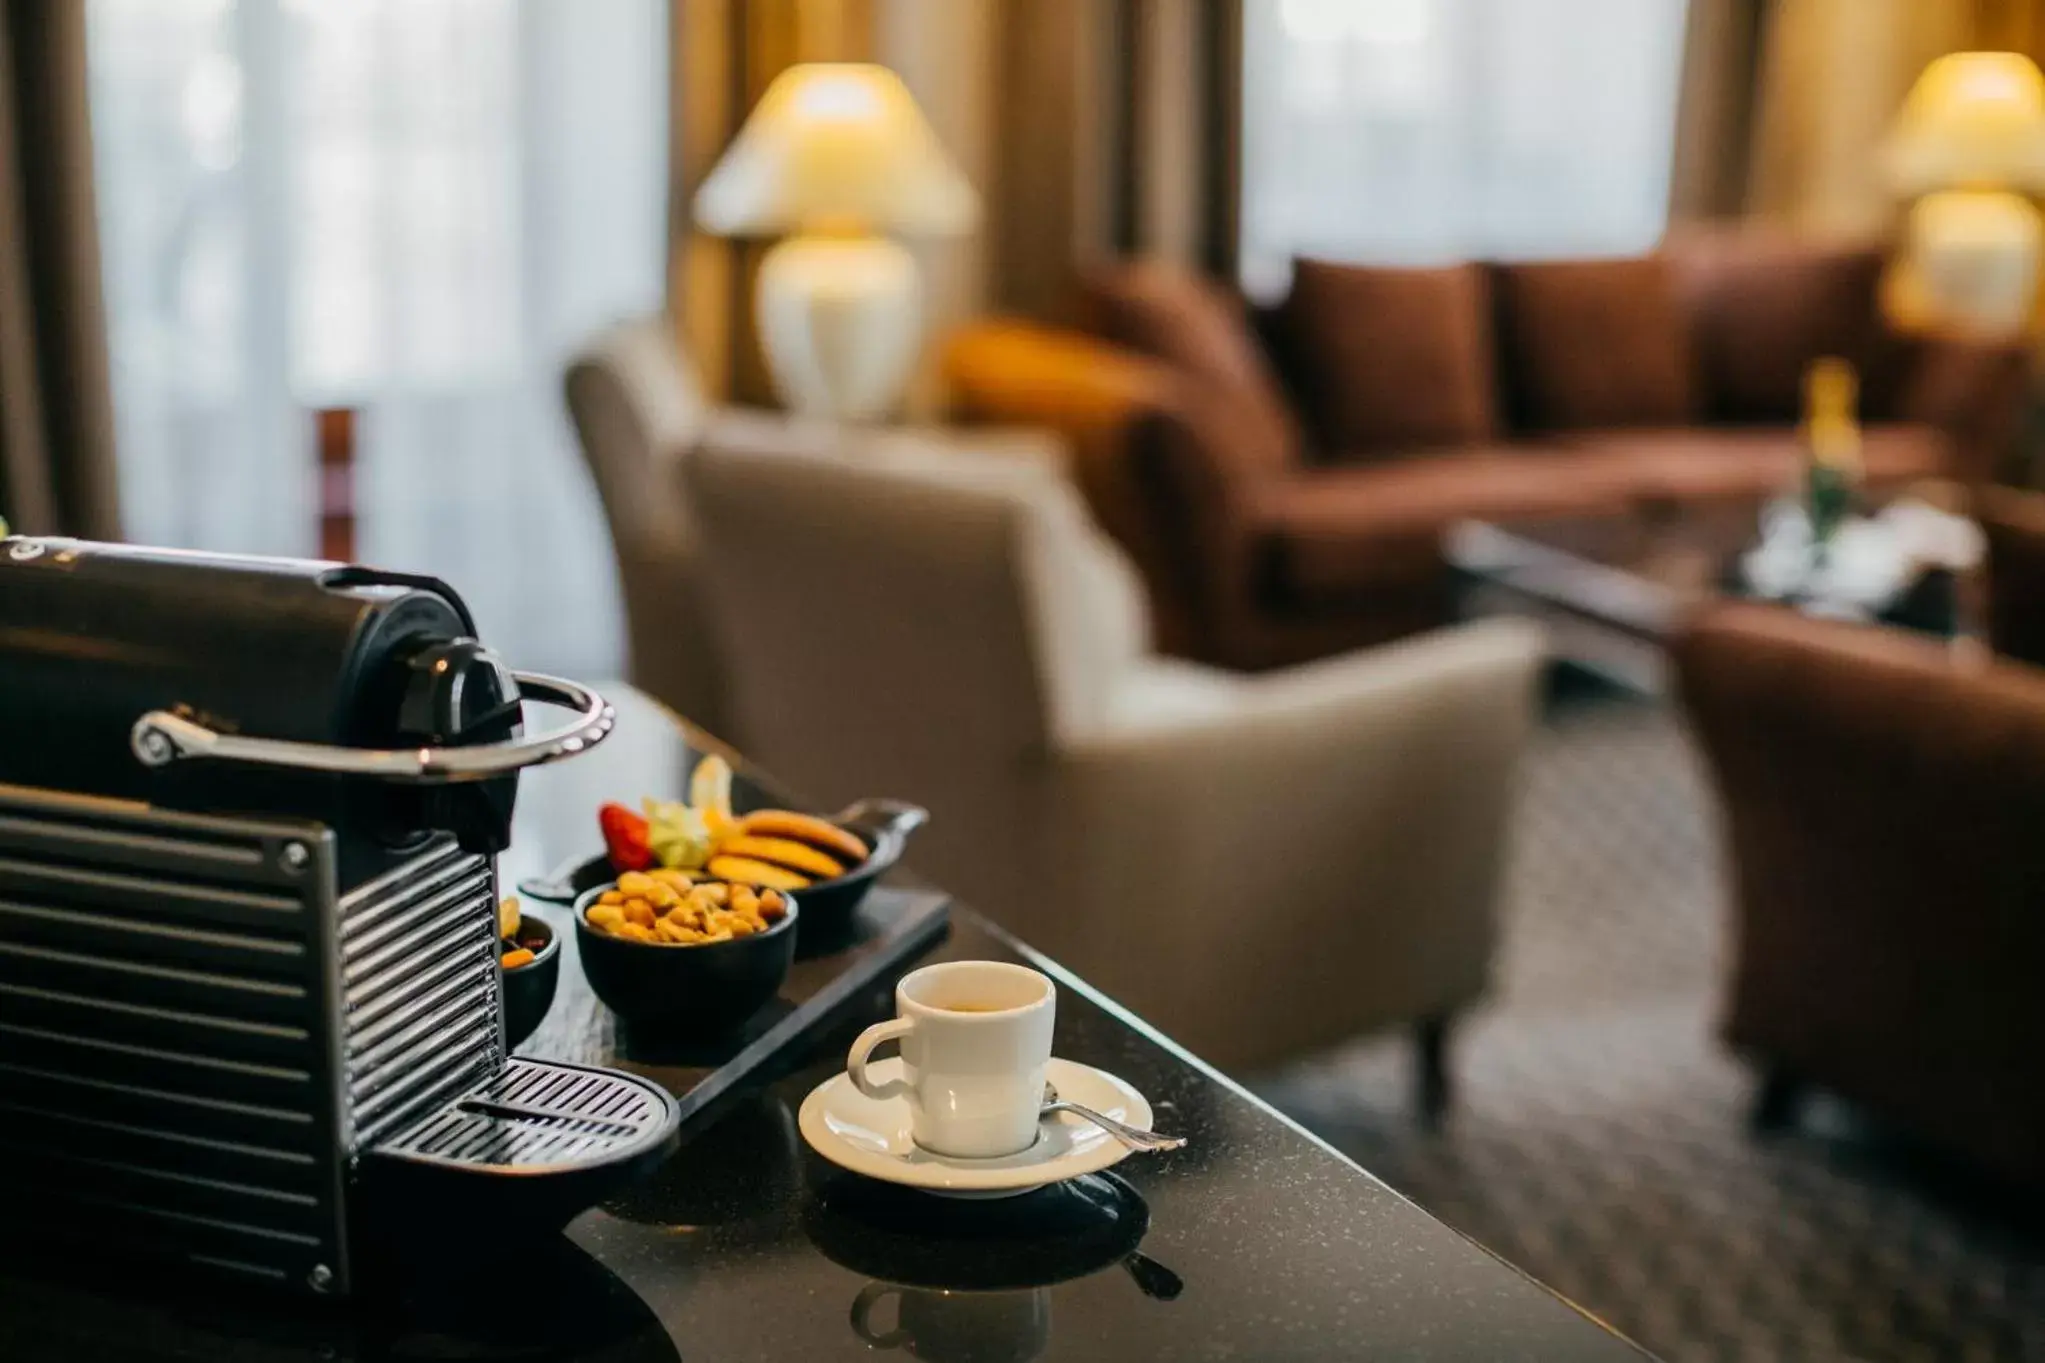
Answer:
1673;495;2045;1190
946;235;2031;673
945;271;1469;671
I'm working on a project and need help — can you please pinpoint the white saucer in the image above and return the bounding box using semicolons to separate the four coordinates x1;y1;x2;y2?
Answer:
798;1057;1154;1198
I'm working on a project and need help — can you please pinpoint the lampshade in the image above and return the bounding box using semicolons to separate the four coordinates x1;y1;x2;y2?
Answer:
1887;51;2045;196
695;64;979;239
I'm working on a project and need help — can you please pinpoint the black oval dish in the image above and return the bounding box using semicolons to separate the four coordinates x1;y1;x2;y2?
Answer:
500;914;559;1049
573;881;798;1031
789;799;928;946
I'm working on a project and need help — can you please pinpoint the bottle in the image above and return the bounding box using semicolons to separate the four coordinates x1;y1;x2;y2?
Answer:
1801;356;1864;554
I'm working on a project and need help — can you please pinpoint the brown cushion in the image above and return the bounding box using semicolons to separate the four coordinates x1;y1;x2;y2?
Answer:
1491;257;1696;430
1669;234;1898;424
1255;447;1637;600
1560;424;1953;503
1278;259;1499;458
1077;262;1301;478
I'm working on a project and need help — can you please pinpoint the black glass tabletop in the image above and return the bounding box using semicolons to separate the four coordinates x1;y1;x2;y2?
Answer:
0;686;1651;1362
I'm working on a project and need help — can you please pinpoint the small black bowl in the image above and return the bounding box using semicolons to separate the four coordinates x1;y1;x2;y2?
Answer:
573;881;798;1031
500;914;559;1050
785;799;928;944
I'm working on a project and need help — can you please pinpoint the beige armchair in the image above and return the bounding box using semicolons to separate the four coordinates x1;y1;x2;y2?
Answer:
563;318;732;741
681;415;1544;1092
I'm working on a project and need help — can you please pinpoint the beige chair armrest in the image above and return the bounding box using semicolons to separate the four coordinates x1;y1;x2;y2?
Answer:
1046;619;1546;1071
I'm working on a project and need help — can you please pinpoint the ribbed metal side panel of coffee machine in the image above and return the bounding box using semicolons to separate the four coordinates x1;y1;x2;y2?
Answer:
338;838;502;1150
0;785;356;1291
0;785;506;1295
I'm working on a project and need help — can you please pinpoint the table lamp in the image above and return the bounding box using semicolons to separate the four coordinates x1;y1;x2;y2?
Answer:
1883;52;2045;338
695;64;979;421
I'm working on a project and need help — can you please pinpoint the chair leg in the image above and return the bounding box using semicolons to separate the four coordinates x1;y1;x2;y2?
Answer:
1750;1068;1805;1134
1413;1014;1454;1127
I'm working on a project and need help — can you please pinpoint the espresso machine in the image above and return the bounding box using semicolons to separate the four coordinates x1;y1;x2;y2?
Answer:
0;537;679;1298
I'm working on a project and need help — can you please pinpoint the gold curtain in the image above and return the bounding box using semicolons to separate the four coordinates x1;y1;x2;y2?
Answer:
0;0;121;538
1126;0;1241;280
1977;0;2045;52
1747;0;1975;233
1674;0;2045;231
980;0;1239;318
671;0;873;406
1668;0;1769;221
872;0;999;413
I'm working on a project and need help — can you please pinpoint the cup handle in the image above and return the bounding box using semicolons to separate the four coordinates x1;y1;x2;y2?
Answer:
848;1017;914;1101
850;1283;908;1347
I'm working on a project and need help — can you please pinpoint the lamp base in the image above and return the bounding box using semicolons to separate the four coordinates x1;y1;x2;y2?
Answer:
755;233;922;422
1886;190;2043;339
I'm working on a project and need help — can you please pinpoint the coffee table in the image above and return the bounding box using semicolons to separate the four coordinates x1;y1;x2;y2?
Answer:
1446;502;1963;693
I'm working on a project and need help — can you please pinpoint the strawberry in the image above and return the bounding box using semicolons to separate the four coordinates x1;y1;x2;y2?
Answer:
598;801;655;871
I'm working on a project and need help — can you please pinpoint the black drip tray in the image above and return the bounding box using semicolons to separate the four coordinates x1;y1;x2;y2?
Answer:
361;1059;680;1237
378;1059;675;1170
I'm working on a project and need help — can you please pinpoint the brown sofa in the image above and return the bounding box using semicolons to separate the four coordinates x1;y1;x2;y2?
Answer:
945;234;2031;671
1673;490;2045;1191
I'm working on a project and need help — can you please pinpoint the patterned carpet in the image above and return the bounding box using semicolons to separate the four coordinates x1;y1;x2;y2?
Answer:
1255;698;2045;1363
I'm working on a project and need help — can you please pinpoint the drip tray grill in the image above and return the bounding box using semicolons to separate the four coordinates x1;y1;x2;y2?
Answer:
374;1059;676;1171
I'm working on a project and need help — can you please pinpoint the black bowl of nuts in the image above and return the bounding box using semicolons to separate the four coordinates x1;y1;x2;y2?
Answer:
573;870;798;1031
498;897;559;1050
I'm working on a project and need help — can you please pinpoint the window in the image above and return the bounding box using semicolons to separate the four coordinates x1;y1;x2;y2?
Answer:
87;0;667;675
1240;0;1691;296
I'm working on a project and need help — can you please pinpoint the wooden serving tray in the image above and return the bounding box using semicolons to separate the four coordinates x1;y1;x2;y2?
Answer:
516;855;950;1127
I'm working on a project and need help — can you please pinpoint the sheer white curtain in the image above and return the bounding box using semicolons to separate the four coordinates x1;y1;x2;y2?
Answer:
1240;0;1692;297
87;0;667;676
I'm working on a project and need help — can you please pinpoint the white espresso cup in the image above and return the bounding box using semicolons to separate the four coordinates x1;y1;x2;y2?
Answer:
847;961;1056;1158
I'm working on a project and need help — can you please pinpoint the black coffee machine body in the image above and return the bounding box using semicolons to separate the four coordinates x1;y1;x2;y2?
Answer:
0;538;678;1298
